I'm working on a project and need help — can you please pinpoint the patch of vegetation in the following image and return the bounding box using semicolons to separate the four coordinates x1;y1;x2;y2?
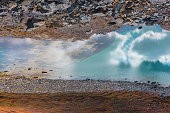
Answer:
0;74;11;77
0;91;169;112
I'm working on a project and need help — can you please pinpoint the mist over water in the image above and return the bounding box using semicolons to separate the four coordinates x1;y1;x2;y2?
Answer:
0;25;170;85
66;25;170;85
0;33;114;77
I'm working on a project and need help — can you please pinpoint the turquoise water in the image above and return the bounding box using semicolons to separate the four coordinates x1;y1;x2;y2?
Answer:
0;25;170;85
63;25;170;85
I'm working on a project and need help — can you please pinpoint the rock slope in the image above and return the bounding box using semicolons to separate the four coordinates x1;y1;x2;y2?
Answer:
0;0;169;39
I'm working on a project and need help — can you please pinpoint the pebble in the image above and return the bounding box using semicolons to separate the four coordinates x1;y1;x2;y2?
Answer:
0;76;169;97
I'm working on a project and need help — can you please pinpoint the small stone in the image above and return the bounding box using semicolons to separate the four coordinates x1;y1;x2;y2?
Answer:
42;71;48;74
138;26;142;29
107;22;116;26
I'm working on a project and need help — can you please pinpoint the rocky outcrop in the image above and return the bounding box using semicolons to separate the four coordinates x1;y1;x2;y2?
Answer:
0;0;169;39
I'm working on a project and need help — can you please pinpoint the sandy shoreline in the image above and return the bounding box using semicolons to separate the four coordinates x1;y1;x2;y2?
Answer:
0;75;169;97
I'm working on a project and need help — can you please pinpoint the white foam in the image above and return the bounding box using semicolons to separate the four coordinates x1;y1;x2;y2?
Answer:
109;26;170;67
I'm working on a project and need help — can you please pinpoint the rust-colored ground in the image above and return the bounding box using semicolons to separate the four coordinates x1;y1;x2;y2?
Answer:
0;107;44;113
0;91;170;113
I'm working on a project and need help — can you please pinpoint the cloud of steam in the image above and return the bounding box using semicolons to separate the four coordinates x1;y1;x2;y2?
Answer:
110;27;170;67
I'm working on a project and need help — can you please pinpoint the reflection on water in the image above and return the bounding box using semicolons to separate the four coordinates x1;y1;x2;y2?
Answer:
0;25;170;86
0;34;114;78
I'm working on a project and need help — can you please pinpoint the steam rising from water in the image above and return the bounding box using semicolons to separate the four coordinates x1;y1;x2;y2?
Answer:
68;25;170;85
0;25;170;85
0;33;113;76
110;26;170;67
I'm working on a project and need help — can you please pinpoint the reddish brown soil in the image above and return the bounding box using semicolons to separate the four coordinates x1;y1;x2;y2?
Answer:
0;91;170;113
26;16;121;40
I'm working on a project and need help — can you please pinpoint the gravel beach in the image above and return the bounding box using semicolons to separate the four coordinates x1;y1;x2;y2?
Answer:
0;76;169;97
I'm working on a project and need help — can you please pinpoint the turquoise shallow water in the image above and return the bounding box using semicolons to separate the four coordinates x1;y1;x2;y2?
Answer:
0;25;170;85
63;25;170;85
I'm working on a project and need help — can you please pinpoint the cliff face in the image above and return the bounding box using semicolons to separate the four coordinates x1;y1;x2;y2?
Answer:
0;0;169;39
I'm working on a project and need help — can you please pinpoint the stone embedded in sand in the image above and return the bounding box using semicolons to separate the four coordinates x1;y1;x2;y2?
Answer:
42;71;48;74
107;21;116;26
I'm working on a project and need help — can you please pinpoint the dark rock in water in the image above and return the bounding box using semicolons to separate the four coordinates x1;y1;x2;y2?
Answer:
107;22;116;26
4;71;8;72
138;26;142;29
151;82;156;85
42;71;48;74
134;81;138;83
85;78;92;81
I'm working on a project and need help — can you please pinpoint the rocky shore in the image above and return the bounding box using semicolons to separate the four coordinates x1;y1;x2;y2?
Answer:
0;0;169;40
0;75;170;97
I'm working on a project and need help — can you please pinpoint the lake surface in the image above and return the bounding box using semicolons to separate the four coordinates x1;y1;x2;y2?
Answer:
0;25;170;86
